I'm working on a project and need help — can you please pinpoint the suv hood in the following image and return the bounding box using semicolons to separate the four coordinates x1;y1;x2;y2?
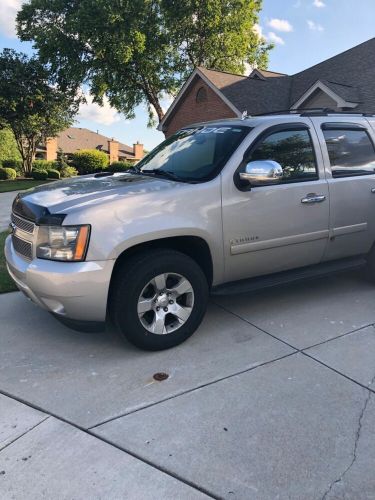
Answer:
13;173;178;223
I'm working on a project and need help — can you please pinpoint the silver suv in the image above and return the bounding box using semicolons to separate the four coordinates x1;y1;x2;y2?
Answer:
6;111;375;350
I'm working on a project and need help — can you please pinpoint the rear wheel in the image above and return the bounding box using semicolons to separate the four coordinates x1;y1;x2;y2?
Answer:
110;249;209;350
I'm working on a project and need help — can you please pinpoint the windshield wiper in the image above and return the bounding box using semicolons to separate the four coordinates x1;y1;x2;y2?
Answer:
126;165;141;174
140;169;186;182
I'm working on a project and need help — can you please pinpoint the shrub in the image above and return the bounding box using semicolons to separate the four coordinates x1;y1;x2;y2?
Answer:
2;159;23;175
108;161;133;172
60;165;78;178
33;160;58;171
71;149;109;175
0;167;17;180
47;169;60;179
32;169;48;180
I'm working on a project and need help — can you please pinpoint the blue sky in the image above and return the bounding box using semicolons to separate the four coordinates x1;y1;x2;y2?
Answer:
0;0;375;150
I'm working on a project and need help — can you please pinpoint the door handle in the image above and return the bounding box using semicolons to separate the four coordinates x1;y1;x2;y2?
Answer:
371;188;375;193
301;194;326;204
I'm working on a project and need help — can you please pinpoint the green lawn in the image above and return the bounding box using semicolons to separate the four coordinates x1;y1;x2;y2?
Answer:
0;179;51;193
0;231;17;293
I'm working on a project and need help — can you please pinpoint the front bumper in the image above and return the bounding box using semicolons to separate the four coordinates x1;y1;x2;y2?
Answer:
5;235;115;322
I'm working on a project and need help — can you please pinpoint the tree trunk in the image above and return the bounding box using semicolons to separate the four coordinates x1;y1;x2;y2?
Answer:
139;75;165;123
14;131;36;176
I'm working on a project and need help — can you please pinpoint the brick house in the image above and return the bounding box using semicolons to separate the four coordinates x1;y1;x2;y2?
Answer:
37;127;144;163
158;38;375;137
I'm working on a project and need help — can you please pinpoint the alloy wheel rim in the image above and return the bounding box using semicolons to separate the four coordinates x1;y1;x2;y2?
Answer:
137;273;194;335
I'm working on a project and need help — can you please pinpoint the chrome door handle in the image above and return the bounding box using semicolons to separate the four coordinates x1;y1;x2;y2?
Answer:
371;188;375;193
301;194;326;204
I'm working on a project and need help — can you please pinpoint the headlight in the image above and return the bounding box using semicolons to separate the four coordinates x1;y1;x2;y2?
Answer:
36;225;90;261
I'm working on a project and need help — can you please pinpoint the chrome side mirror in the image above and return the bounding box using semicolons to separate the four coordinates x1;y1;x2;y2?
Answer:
239;160;283;186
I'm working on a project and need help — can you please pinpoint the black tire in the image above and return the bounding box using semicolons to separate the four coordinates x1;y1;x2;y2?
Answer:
110;249;209;350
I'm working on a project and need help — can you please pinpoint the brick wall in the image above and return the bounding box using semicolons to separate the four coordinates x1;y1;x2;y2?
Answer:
45;137;58;161
164;76;237;137
108;140;119;163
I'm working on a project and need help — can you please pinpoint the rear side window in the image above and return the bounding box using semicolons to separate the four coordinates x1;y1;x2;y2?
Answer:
248;129;318;183
322;128;375;178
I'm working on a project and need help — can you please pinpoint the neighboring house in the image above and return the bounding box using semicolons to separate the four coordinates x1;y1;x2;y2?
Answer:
159;38;375;137
36;127;144;163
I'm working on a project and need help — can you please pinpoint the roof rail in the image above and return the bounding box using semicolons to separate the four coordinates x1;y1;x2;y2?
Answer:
252;108;375;117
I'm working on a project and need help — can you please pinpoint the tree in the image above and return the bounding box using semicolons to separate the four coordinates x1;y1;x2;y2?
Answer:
0;49;80;175
17;0;272;125
0;128;21;164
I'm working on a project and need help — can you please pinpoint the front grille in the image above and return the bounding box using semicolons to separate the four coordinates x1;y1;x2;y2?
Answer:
11;213;35;234
12;234;32;260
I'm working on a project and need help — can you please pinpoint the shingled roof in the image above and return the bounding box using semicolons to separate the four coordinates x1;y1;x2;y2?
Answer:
160;37;375;130
56;127;134;158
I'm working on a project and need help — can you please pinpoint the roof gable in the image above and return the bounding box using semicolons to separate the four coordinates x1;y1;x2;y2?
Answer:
158;68;242;131
291;80;360;109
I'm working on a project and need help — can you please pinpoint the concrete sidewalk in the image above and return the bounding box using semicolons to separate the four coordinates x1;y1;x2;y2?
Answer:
1;271;375;499
0;191;17;231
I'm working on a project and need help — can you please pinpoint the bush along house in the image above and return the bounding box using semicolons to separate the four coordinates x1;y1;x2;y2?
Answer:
158;38;375;137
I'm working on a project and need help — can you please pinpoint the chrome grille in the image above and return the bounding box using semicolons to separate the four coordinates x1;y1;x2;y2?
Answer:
11;213;35;234
12;234;32;260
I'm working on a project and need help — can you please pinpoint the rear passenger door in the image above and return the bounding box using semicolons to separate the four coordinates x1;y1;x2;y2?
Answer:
311;118;375;261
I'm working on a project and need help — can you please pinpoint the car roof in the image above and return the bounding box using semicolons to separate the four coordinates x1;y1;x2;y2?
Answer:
185;111;374;131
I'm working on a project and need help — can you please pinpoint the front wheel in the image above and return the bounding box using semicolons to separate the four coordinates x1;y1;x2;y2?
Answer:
110;249;209;350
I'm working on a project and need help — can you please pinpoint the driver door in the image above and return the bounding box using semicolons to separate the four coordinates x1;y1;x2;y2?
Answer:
221;121;330;282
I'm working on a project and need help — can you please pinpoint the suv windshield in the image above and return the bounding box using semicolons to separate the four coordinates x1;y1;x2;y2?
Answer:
137;125;250;182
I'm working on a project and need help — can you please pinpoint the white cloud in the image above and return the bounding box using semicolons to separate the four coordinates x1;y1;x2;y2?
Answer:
313;0;325;7
0;0;23;37
78;92;122;126
267;32;285;45
267;18;293;33
254;24;285;46
307;20;324;31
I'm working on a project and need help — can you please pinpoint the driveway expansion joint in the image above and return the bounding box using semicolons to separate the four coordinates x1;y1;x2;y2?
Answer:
0;389;218;499
88;351;297;430
0;416;50;453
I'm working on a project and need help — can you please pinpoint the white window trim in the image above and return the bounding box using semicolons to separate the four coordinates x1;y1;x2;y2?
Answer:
291;80;358;110
157;68;242;131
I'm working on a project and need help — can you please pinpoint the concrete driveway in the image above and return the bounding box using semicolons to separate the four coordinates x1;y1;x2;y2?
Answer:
1;271;375;499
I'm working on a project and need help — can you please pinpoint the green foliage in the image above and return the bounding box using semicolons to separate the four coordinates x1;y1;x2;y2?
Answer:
60;165;78;178
47;169;60;179
0;167;17;180
108;161;133;172
2;159;23;175
33;160;58;171
17;0;272;125
0;129;21;164
31;169;48;180
72;149;109;175
0;49;81;174
56;147;69;170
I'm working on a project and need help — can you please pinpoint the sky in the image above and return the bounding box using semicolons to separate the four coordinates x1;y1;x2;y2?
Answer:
0;0;375;150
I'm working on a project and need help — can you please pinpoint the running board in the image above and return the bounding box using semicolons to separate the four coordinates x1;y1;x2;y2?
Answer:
211;257;367;296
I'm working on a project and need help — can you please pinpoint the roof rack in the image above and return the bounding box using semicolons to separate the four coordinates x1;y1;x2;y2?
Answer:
251;108;375;117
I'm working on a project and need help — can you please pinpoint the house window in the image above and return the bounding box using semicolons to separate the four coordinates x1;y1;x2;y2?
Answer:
196;86;208;103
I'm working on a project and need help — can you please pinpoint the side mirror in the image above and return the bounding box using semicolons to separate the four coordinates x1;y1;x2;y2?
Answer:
239;160;283;187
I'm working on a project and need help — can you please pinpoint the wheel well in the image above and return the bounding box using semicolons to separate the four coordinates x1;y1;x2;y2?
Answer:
111;236;214;287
